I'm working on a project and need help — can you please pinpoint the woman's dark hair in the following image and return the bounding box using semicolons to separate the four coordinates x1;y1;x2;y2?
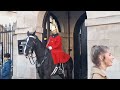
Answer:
4;53;10;58
91;45;109;67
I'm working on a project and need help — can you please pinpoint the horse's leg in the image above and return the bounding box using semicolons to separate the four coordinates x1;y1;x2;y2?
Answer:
36;64;45;79
37;67;49;79
41;65;50;79
43;57;52;79
36;70;41;79
66;57;73;79
37;68;44;79
43;69;51;79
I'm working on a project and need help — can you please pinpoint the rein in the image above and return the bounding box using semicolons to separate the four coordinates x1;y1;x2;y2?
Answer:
26;40;36;65
36;49;47;68
26;39;47;67
28;53;36;65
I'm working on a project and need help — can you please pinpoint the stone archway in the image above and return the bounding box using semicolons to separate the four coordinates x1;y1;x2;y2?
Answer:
36;11;47;40
41;11;62;46
12;11;47;79
12;11;41;79
41;11;70;55
73;12;87;79
37;11;88;79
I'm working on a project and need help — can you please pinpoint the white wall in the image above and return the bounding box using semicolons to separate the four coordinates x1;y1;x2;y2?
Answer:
12;11;46;79
86;11;120;79
86;11;120;19
12;11;38;79
0;11;16;26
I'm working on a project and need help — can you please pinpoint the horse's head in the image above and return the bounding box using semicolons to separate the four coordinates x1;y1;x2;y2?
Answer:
24;31;36;57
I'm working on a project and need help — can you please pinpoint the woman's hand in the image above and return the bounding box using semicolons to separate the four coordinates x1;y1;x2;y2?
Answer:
48;46;52;50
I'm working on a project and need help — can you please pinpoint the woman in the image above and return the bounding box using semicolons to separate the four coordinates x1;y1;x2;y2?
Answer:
90;45;114;79
46;24;70;65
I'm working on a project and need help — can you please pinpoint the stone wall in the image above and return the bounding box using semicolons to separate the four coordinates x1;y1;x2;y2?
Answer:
0;11;16;25
12;33;37;79
12;11;45;79
86;11;120;79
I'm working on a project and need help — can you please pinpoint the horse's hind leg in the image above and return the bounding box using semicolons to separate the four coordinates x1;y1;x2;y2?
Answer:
66;58;73;79
36;71;40;79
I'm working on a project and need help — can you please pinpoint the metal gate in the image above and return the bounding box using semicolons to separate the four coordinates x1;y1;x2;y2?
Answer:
0;22;16;78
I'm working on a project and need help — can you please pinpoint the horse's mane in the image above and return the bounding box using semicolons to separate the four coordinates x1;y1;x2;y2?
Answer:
34;35;46;49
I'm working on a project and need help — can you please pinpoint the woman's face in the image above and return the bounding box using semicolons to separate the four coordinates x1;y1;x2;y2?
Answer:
4;57;8;61
103;50;114;67
52;29;57;34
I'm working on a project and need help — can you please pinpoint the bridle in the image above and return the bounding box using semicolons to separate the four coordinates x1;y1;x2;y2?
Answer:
27;50;36;65
25;36;47;67
25;36;36;65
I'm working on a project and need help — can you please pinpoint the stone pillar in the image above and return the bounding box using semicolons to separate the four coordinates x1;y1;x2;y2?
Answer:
86;11;120;79
12;11;40;79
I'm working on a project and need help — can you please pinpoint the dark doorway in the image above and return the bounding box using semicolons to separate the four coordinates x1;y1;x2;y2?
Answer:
74;12;87;79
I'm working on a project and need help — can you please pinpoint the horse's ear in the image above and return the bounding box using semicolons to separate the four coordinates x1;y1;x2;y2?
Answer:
33;31;36;36
27;31;29;36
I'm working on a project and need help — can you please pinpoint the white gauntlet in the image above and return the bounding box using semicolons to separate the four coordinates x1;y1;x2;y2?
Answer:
48;46;52;50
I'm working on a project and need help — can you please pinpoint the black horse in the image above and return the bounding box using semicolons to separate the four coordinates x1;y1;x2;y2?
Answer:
24;31;73;79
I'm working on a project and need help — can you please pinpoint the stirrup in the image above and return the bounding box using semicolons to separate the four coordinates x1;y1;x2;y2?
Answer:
51;66;58;76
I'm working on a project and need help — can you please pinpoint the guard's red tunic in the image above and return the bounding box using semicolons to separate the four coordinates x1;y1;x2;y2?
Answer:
46;35;70;64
